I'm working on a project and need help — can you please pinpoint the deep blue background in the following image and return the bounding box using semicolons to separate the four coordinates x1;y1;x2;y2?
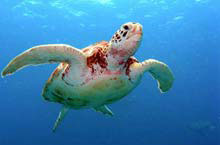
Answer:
0;0;219;145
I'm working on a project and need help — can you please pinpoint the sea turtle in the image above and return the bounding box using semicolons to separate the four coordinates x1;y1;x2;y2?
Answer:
2;22;174;132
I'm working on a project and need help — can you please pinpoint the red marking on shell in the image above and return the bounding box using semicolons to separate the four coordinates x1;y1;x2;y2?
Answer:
124;57;139;77
118;60;125;65
87;47;108;73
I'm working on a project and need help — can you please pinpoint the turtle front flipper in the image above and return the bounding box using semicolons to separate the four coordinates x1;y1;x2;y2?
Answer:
130;59;174;93
2;44;86;77
94;105;114;116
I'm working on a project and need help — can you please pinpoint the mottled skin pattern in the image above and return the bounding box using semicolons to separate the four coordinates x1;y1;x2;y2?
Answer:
43;22;143;109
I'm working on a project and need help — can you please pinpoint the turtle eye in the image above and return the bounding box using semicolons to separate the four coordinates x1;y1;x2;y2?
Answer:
123;25;129;30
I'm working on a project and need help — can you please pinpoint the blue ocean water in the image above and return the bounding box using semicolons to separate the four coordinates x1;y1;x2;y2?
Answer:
0;0;219;145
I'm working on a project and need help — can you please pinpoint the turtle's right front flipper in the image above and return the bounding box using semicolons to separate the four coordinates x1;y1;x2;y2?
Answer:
2;44;86;77
129;59;174;93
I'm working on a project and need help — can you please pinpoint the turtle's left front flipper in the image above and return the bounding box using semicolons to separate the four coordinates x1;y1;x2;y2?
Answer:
130;59;174;93
2;44;86;77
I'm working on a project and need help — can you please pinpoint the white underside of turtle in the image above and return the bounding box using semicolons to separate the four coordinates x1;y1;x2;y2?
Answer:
2;22;174;132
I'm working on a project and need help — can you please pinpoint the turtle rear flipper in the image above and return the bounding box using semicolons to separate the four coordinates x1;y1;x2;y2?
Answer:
130;59;174;92
2;44;86;77
94;105;114;116
53;105;69;132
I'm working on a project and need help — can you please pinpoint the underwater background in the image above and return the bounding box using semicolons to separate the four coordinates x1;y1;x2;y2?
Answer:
0;0;219;145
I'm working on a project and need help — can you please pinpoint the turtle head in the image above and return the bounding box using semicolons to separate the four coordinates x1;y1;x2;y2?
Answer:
109;22;143;60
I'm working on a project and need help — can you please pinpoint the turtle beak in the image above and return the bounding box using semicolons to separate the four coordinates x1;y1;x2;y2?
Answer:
130;23;143;37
